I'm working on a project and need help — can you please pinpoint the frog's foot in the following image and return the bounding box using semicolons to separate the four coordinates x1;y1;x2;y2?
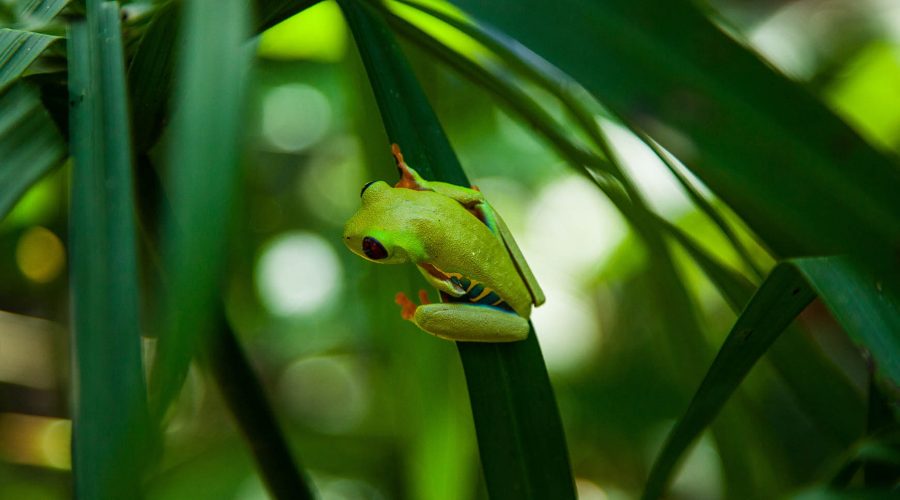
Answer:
395;292;417;320
391;144;429;191
395;290;431;321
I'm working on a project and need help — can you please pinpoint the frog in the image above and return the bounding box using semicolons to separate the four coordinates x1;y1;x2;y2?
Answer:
342;144;544;342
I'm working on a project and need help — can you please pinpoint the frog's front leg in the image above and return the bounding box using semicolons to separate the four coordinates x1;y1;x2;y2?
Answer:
396;291;529;342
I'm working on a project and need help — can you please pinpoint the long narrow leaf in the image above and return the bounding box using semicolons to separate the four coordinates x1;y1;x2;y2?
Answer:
128;0;320;154
204;310;315;500
0;28;58;92
148;0;249;418
339;1;576;497
794;258;900;390
644;255;899;498
449;0;900;283
13;0;68;26
644;263;817;499
660;216;863;444
371;2;776;493
67;2;148;497
0;82;65;220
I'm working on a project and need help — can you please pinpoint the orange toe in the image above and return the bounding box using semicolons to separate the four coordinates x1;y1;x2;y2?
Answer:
417;289;431;305
395;291;417;321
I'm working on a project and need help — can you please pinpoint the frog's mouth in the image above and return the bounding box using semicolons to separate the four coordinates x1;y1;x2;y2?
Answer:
418;262;466;296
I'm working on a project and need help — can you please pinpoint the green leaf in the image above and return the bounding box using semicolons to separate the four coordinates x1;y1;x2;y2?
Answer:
67;2;148;497
643;255;899;499
794;258;900;390
13;0;69;26
449;0;900;282
204;310;315;500
0;28;58;92
0;82;65;221
339;0;576;497
128;0;320;153
660;215;863;444
643;263;817;500
148;0;250;419
373;3;777;493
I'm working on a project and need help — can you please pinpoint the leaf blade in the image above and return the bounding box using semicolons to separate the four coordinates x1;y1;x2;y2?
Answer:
0;28;58;92
643;263;817;499
340;1;576;497
67;2;149;497
448;0;900;282
0;82;65;221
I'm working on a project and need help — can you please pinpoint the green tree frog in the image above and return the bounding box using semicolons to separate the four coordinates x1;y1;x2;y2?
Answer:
343;145;545;342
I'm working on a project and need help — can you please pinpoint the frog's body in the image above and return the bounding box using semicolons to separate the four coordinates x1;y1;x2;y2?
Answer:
343;145;544;342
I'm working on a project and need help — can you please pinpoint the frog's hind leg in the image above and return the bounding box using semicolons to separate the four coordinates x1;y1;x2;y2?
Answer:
413;304;529;342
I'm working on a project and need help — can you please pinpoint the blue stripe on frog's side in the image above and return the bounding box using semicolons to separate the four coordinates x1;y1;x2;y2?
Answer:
448;273;514;312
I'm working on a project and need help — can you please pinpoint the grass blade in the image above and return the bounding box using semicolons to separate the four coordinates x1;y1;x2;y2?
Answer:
643;263;817;499
0;28;58;92
643;254;899;498
128;0;320;154
340;1;576;497
13;0;68;27
67;2;149;497
204;310;315;500
449;0;900;282
660;216;863;444
0;82;65;220
148;0;249;418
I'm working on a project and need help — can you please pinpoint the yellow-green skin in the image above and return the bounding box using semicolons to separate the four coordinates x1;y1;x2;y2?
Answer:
343;176;543;342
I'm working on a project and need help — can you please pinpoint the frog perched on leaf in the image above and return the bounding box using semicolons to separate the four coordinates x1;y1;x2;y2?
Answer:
343;145;545;342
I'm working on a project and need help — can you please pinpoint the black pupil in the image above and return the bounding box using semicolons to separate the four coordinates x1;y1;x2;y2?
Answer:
362;237;388;260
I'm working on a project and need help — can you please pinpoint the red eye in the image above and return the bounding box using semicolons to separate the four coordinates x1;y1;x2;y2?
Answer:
362;237;388;260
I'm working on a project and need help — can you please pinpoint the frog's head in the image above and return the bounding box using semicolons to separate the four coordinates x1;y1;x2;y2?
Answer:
343;180;426;265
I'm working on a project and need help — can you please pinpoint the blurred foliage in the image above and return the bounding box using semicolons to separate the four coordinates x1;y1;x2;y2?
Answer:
0;0;899;499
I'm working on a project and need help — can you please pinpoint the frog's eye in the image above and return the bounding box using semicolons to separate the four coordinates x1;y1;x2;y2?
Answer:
362;236;388;260
360;180;377;197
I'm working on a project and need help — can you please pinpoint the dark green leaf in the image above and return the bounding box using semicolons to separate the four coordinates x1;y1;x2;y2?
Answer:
13;0;69;26
0;28;58;92
643;255;899;498
340;0;576;497
67;2;148;497
128;0;320;153
660;215;863;444
644;263;817;499
254;0;321;32
204;310;315;500
148;0;250;419
0;82;65;220
449;0;900;283
794;258;900;390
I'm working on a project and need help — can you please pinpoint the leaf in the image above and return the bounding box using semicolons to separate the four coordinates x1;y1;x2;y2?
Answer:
203;310;315;500
373;3;778;493
147;0;250;418
339;0;576;497
794;258;900;390
643;263;817;500
643;256;900;499
0;28;58;92
13;0;69;27
128;0;320;153
660;215;863;444
0;82;65;221
448;0;900;286
67;3;148;497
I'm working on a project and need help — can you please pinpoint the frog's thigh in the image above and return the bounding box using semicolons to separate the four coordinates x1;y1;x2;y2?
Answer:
414;303;529;342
